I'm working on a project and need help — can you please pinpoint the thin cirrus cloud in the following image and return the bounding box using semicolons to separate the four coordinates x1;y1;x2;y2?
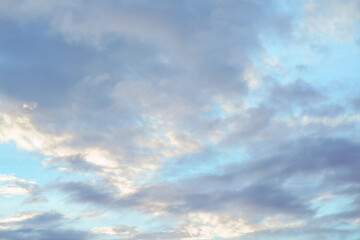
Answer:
0;0;360;240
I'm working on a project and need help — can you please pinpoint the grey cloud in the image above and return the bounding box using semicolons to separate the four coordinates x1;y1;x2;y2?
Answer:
0;21;94;108
58;181;116;206
0;228;93;240
217;137;360;212
121;137;360;218
350;94;360;111
312;208;360;227
241;226;359;240
20;212;64;227
119;231;189;240
0;212;63;229
296;64;308;72
269;79;326;109
0;0;294;173
220;105;276;145
0;175;45;203
56;177;312;220
3;1;357;239
0;211;94;240
19;138;360;238
46;155;101;173
302;104;345;117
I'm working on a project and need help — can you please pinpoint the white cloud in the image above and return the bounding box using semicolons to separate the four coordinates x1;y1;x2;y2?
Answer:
243;65;262;88
22;102;38;111
180;212;304;239
0;108;205;198
182;212;254;239
0;211;42;229
0;185;28;196
300;0;360;41
300;114;360;126
0;174;29;183
0;174;38;198
91;225;138;236
314;192;336;201
0;112;73;155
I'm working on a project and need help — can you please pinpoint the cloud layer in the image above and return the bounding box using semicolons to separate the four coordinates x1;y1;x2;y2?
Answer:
1;0;360;239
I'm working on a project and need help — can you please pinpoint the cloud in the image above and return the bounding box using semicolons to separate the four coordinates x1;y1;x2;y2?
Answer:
0;174;43;202
22;102;38;111
299;114;360;127
0;112;72;155
0;211;42;229
236;137;360;185
268;79;325;109
302;104;345;117
300;0;360;41
0;1;359;239
49;135;360;238
56;169;312;219
0;1;293;179
0;227;93;240
91;225;138;236
0;1;296;220
57;181;116;206
0;211;93;240
44;154;101;173
179;212;304;239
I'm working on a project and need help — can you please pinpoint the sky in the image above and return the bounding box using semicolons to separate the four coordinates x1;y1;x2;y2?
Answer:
0;0;360;239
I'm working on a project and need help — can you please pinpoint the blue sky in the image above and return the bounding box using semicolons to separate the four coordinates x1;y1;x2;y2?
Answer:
0;0;360;239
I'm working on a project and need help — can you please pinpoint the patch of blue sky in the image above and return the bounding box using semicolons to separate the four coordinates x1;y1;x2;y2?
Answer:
0;141;55;184
242;2;303;109
201;102;227;120
284;175;321;189
46;164;100;183
301;41;360;109
0;141;98;184
0;195;29;218
1;184;82;212
260;28;360;105
253;30;360;128
0;189;98;226
275;0;302;15
0;195;123;237
214;237;225;240
0;170;179;233
0;53;4;65
353;232;360;240
312;195;355;218
156;146;249;183
71;208;178;235
0;141;105;222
